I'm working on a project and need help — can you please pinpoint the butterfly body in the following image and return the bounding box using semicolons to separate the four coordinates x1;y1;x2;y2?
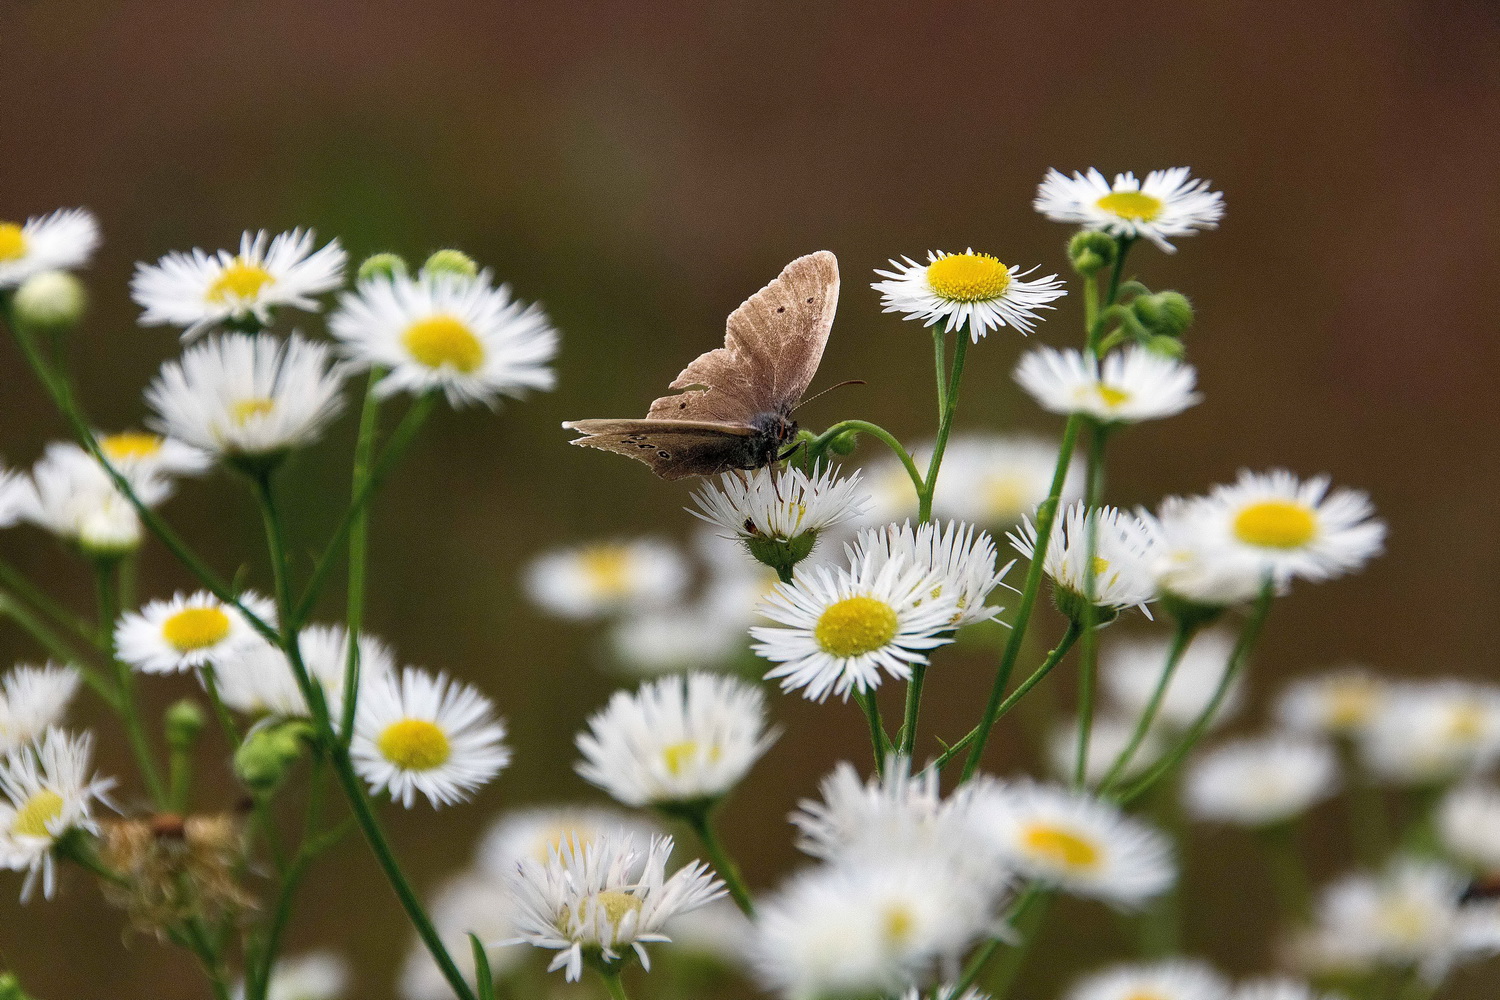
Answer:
564;251;838;480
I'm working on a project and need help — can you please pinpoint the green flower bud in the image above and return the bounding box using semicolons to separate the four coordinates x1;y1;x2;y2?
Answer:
1068;231;1117;277
233;720;312;792
1131;291;1194;337
746;531;819;580
1144;334;1186;359
828;430;859;456
12;270;87;334
165;699;206;751
357;252;408;283
1052;585;1120;630
0;972;34;1000
422;249;479;280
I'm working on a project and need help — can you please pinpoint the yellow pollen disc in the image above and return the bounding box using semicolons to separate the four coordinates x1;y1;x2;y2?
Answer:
925;252;1012;303
1376;900;1430;944
1233;500;1318;549
984;475;1030;520
594;889;643;926
161;606;233;652
11;790;64;839
814;595;899;658
536;825;584;861
882;904;916;944
1096;384;1132;408
207;260;275;303
101;432;164;461
662;739;721;775
580;546;634;597
232;397;276;425
1326;684;1378;729
1447;702;1487;742
0;222;28;263
1021;823;1101;870
402;315;485;373
1097;190;1164;222
1091;555;1112;578
377;718;452;771
1125;993;1170;1000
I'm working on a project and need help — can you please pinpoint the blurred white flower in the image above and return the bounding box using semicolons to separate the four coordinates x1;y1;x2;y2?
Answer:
0;729;115;900
115;590;275;676
1101;629;1244;732
524;539;689;621
0;665;80;755
1015;345;1200;424
1184;735;1338;826
1034;167;1224;252
1358;680;1500;785
0;208;100;289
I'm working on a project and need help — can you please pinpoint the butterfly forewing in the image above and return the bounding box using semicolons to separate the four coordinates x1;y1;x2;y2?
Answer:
561;419;759;480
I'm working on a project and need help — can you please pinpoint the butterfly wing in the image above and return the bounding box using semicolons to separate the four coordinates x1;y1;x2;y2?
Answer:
647;250;839;423
562;419;760;480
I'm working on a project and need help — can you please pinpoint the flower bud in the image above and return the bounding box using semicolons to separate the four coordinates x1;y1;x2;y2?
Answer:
746;532;819;581
1144;334;1186;359
1068;231;1117;277
0;973;35;1000
1131;291;1194;337
165;699;206;751
357;252;408;283
12;270;87;334
422;249;479;280
233;720;312;792
1053;585;1121;629
827;430;859;456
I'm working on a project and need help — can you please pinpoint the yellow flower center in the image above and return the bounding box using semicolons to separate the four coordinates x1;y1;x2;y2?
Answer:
580;546;634;597
0;222;28;263
881;903;916;944
206;260;275;303
377;718;452;771
1125;993;1170;1000
983;474;1030;521
1326;683;1379;729
231;397;276;425
1021;822;1101;870
593;889;643;926
101;432;165;462
402;315;485;373
1097;191;1164;222
1447;701;1488;743
11;790;64;839
925;252;1012;303
662;740;722;776
160;606;233;652
1233;500;1318;549
1096;385;1132;408
1376;899;1431;945
814;595;899;657
535;824;586;861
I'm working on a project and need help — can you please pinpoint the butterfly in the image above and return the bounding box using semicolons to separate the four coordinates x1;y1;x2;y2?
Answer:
563;250;839;480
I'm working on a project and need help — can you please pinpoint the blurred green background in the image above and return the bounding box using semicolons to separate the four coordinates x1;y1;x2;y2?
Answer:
2;1;1499;997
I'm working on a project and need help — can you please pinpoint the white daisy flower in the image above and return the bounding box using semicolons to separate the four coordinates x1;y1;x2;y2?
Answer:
234;951;349;1000
213;624;395;727
20;442;171;556
750;548;962;702
95;430;212;482
0;664;81;755
1009;503;1158;622
872;249;1066;341
1034;167;1225;253
1185;735;1338;826
576;673;778;808
1138;497;1268;609
690;464;869;545
330;270;557;408
475;805;664;879
502;832;724;982
1358;681;1500;785
1438;784;1500;871
145;333;347;459
846;520;1014;629
524;538;689;621
926;434;1085;528
968;780;1174;906
1064;960;1230;1000
114;590;275;675
607;608;745;676
1101;629;1244;731
132;229;346;340
0;465;28;529
1275;668;1388;738
1191;470;1385;585
1047;716;1164;788
1014;345;1201;424
351;667;509;808
753;856;995;1000
1232;978;1345;1000
398;871;523;1000
0;728;115;900
0;208;99;289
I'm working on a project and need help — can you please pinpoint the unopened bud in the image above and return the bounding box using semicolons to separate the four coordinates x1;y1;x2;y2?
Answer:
165;700;206;751
0;972;34;1000
828;430;859;456
1131;291;1194;337
357;252;408;283
12;270;87;334
1068;231;1117;277
422;249;479;280
233;720;312;792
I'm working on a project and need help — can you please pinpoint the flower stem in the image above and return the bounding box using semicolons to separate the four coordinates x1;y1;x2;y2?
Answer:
0;591;117;708
94;560;167;807
1257;821;1314;924
1098;621;1198;793
597;969;631;1000
959;414;1083;781
1072;423;1108;788
853;687;890;773
0;556;102;651
684;807;756;917
340;371;384;744
806;419;923;497
951;885;1052;997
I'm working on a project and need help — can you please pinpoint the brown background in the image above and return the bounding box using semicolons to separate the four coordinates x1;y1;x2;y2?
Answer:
1;1;1498;997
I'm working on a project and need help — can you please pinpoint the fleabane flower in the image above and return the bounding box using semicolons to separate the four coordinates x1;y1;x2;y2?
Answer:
1137;497;1267;610
524;538;689;620
351;667;509;808
607;608;745;676
1232;978;1345;1000
846;520;1013;629
132;229;346;340
575;672;779;808
1275;668;1388;738
20;442;171;557
872;249;1066;341
234;951;350;1000
95;430;212;483
0;208;99;289
214;625;395;727
968;780;1174;907
330;270;557;408
0;665;81;754
1191;470;1385;585
1034;168;1224;252
146;333;347;461
476;805;664;879
1010;503;1157;623
114;590;274;675
0;728;115;900
0;465;27;529
1064;960;1230;1000
1184;735;1338;826
925;434;1085;528
751;548;962;702
1437;784;1500;871
1014;345;1201;424
691;465;869;571
1047;716;1164;788
1101;629;1244;731
502;832;724;982
1358;681;1500;785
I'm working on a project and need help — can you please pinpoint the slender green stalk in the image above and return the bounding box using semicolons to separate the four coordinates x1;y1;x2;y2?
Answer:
917;326;969;521
340;372;384;743
0;556;102;651
168;741;193;813
0;592;117;708
1337;737;1391;867
950;885;1052;998
1098;621;1198;792
1072;423;1108;787
94;561;167;806
898;661;927;756
597;969;631;1000
853;688;890;773
178;917;233;1000
806;419;924;498
1105;236;1136;306
1116;581;1276;806
1257;822;1314;923
958;415;1083;781
685;809;756;917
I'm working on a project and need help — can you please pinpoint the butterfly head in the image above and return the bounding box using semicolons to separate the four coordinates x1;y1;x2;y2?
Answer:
749;410;798;467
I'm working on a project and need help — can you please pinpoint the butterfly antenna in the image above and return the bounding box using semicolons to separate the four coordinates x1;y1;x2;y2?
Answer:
791;379;867;414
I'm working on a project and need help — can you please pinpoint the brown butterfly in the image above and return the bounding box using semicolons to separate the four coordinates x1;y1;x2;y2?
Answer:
563;250;839;480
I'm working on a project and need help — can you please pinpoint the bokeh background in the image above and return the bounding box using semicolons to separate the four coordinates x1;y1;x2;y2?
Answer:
3;1;1499;997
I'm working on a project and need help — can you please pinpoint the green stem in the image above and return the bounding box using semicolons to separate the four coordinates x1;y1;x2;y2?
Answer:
899;661;927;757
1105;236;1136;306
0;556;102;651
94;561;167;806
1098;621;1197;792
1257;822;1314;924
951;885;1052;998
917;325;968;521
958;415;1083;781
1338;736;1391;867
805;419;923;498
0;592;118;708
853;688;890;773
178;917;232;1000
1072;423;1108;787
598;969;631;1000
684;808;755;917
340;372;384;744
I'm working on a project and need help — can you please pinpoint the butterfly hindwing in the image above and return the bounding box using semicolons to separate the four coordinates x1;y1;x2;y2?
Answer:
562;419;760;480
